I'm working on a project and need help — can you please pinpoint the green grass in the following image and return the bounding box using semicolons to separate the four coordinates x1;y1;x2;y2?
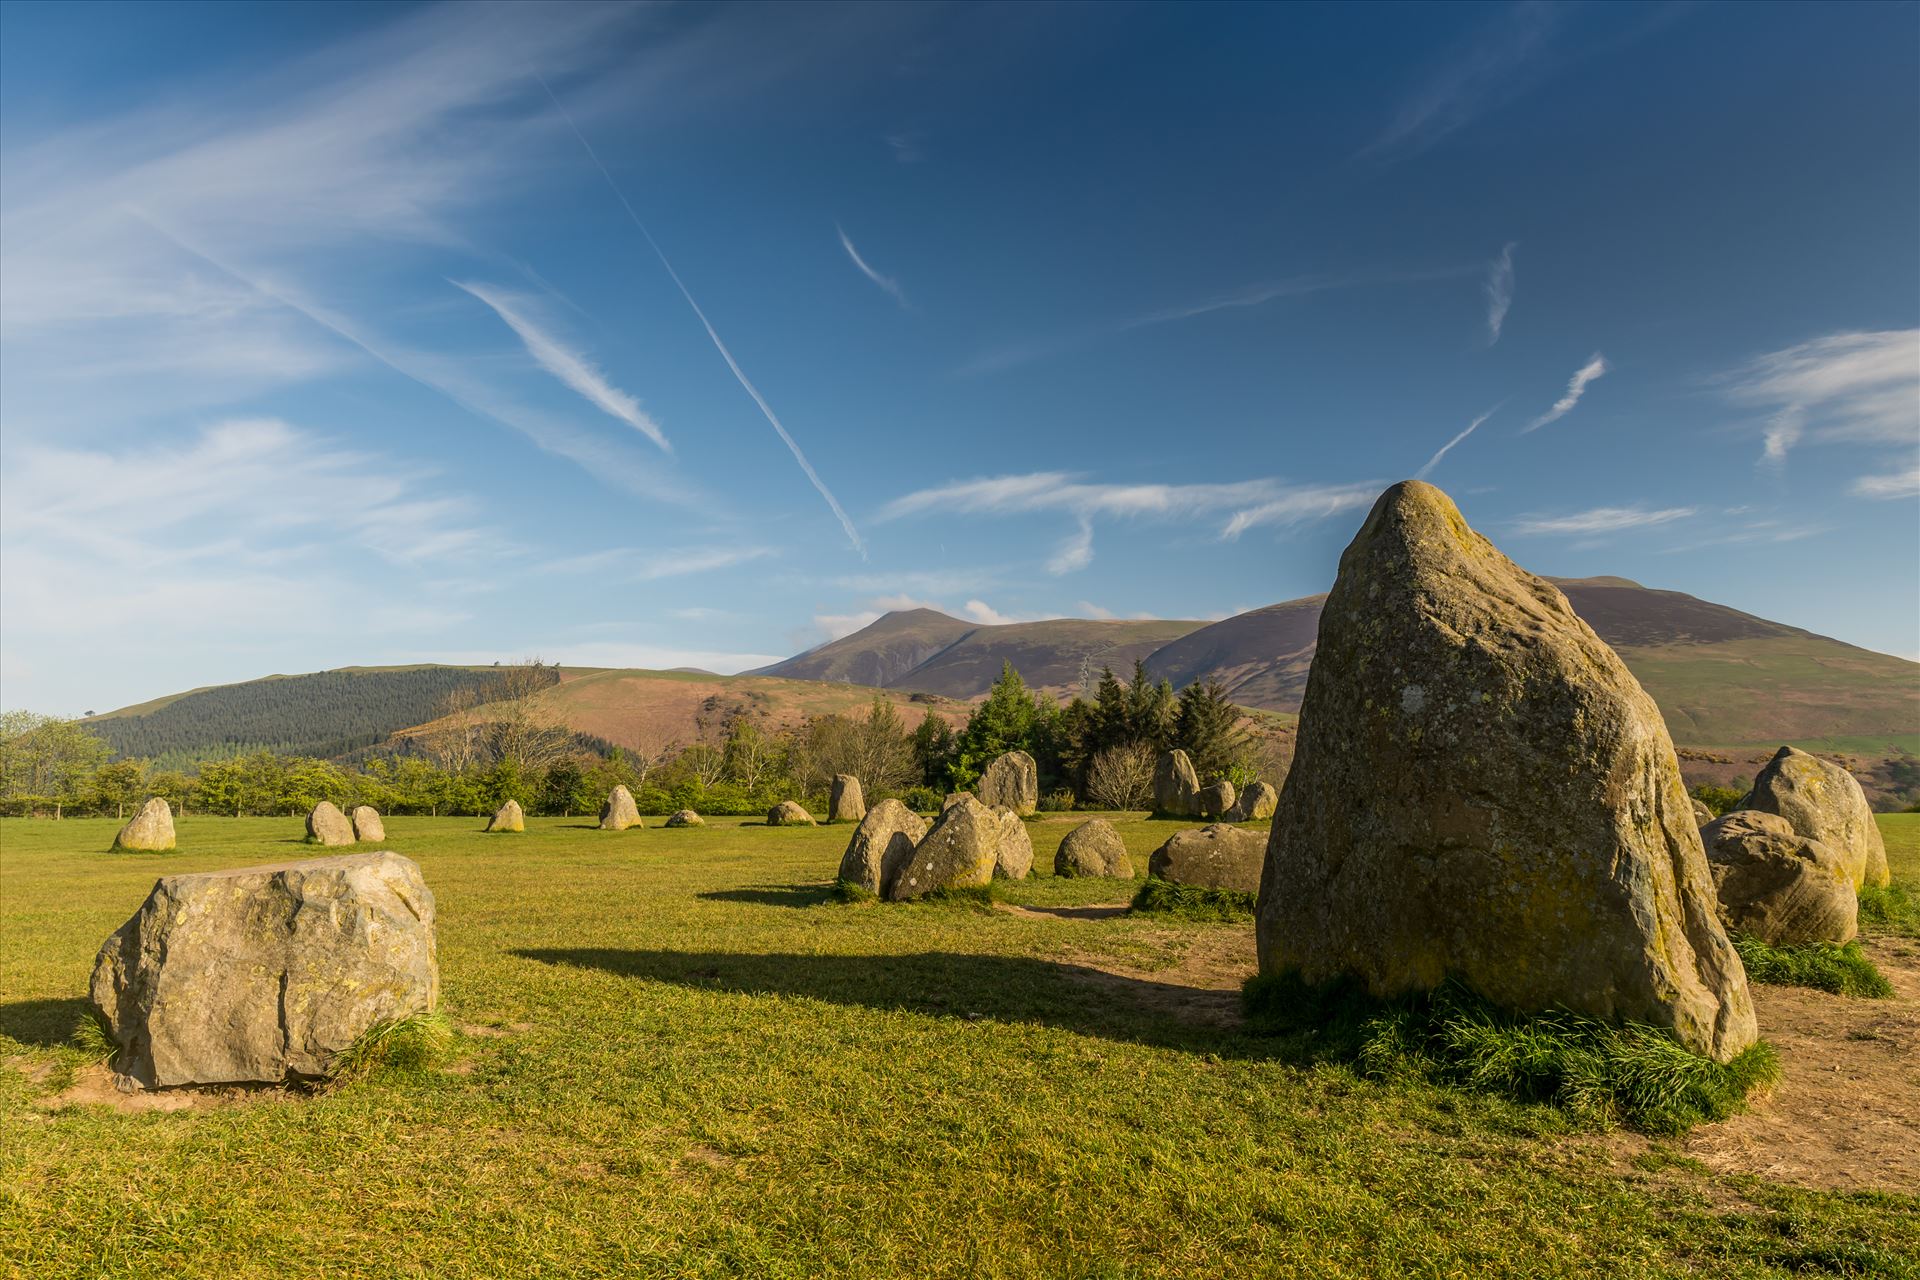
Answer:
1129;876;1256;920
327;1012;454;1084
1;815;1916;1278
1732;937;1895;998
1242;972;1781;1137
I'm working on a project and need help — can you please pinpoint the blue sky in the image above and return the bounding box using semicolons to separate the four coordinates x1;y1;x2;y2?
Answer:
2;0;1916;714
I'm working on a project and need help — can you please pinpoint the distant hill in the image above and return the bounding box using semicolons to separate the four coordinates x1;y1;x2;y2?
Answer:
757;608;976;686
85;665;529;764
760;580;1919;755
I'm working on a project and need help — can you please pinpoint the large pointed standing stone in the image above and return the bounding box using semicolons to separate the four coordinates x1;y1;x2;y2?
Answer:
837;799;928;895
977;751;1038;816
306;801;355;847
599;786;641;831
1740;746;1890;889
351;805;386;842
113;798;175;852
829;775;867;823
1257;482;1756;1062
486;799;525;832
1153;750;1199;816
887;796;998;900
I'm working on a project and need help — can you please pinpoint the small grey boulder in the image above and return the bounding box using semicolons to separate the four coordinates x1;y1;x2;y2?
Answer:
350;805;386;842
599;786;641;831
768;800;816;827
113;798;175;852
664;809;704;828
838;798;928;895
306;801;355;847
486;799;525;832
1228;781;1278;823
1741;746;1890;889
1702;810;1858;946
1055;819;1133;879
991;807;1033;880
1148;824;1265;893
1197;780;1236;821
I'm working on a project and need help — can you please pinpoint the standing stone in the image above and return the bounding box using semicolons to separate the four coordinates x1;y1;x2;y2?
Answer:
599;786;641;831
486;799;525;832
1701;811;1857;946
90;851;438;1089
113;798;175;852
887;796;998;900
1197;780;1237;821
977;751;1039;816
942;791;973;812
351;805;386;842
664;810;704;827
768;800;815;826
306;801;355;847
1153;750;1200;816
1228;781;1279;823
1740;746;1890;889
991;807;1033;880
838;799;929;895
1147;824;1265;894
1055;818;1133;879
829;775;867;823
1257;481;1755;1062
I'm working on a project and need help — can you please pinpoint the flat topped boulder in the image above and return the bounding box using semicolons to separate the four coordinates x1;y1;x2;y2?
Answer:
351;805;386;842
838;798;928;895
1148;824;1265;894
306;801;355;847
829;775;867;823
90;851;438;1089
486;799;525;832
1056;818;1132;879
1229;781;1278;823
977;751;1038;816
1702;810;1857;946
664;809;703;828
113;798;175;852
1257;481;1755;1062
1154;750;1199;816
1197;780;1236;820
1741;746;1890;889
887;796;998;900
599;786;641;831
768;800;815;827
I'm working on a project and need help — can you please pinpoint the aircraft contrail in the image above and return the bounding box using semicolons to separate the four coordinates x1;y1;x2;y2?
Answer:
535;74;866;557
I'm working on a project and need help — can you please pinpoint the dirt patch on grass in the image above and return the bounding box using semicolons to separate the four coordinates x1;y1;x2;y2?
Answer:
1672;933;1920;1193
37;1063;294;1115
997;903;1130;922
1055;924;1258;1030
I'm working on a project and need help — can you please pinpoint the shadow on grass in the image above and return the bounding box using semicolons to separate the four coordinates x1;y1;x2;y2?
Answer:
0;997;90;1048
511;947;1252;1055
698;884;839;908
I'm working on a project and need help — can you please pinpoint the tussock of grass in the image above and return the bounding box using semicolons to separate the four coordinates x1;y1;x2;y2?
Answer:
1857;883;1919;938
828;879;878;904
1129;878;1255;920
1243;972;1779;1135
918;884;996;908
70;1013;118;1066
328;1011;452;1083
1732;935;1893;998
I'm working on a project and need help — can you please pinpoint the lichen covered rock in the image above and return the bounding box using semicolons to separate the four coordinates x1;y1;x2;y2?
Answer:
768;800;815;826
306;801;355;847
664;809;704;828
1229;781;1278;823
990;807;1033;880
1055;818;1132;879
113;798;175;852
486;799;525;832
90;851;438;1088
350;805;386;842
1257;481;1756;1062
1701;810;1857;946
599;786;641;831
1147;824;1265;893
829;775;867;823
1153;750;1199;816
1197;780;1236;821
1741;746;1890;889
837;799;928;894
887;796;997;900
978;751;1038;816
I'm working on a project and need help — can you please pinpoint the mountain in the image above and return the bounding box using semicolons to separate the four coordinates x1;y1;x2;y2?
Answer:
756;608;977;686
764;579;1920;754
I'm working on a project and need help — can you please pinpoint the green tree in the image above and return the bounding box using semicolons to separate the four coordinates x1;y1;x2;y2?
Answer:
909;714;956;789
1125;660;1178;749
91;759;149;820
540;759;596;817
1173;679;1247;782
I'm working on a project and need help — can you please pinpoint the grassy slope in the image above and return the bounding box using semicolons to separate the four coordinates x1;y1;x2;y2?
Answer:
1;816;1915;1278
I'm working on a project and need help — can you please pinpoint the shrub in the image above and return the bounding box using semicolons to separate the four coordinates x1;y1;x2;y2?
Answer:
1130;878;1255;920
1084;742;1155;810
1242;972;1779;1135
1038;788;1076;812
1857;883;1919;938
1690;784;1746;817
1732;936;1893;998
899;785;942;813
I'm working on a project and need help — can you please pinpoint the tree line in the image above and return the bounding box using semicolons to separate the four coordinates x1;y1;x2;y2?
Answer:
1;661;1287;820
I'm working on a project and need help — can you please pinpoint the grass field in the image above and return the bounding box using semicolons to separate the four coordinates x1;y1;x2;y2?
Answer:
2;814;1917;1279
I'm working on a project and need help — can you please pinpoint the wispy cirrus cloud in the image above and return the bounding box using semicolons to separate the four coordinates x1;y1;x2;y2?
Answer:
1358;3;1563;162
1509;504;1695;536
1853;465;1920;500
1721;330;1919;474
1416;407;1499;480
453;280;670;453
1047;519;1095;575
545;545;773;581
1522;353;1609;433
1485;242;1516;343
836;224;909;308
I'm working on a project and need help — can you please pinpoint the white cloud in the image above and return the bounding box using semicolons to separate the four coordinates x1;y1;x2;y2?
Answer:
836;224;909;308
813;610;883;641
453;281;670;452
1853;465;1920;500
546;545;773;581
1076;601;1115;620
1485;243;1516;343
1416;408;1498;480
1359;4;1561;160
1522;354;1609;433
1723;330;1919;466
962;600;1021;626
1509;505;1696;536
1219;483;1383;540
1047;520;1095;575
